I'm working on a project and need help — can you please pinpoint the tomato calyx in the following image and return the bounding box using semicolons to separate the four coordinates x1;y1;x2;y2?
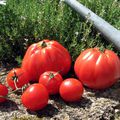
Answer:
99;46;105;53
12;70;18;82
47;72;56;84
11;69;24;89
41;41;47;48
49;72;55;80
48;70;61;81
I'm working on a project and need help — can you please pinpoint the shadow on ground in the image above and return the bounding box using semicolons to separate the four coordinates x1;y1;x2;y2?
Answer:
0;100;19;112
27;104;59;118
85;80;120;101
65;97;92;109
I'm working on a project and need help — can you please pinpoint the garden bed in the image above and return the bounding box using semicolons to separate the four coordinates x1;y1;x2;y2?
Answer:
0;67;120;120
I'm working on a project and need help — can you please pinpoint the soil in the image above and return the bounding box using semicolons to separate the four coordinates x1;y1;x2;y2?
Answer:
0;67;120;120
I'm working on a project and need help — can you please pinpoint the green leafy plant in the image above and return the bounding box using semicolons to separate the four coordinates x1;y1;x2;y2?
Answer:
0;0;120;65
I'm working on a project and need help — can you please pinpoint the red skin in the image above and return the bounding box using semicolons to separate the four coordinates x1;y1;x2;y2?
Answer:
22;40;71;82
21;83;49;111
59;78;84;102
0;84;8;103
39;71;63;95
74;48;120;89
6;68;29;90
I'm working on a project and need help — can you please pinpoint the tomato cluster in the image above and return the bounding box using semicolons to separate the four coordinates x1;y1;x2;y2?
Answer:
1;40;120;111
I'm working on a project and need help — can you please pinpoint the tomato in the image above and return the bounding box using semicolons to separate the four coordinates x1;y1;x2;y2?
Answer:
59;78;84;102
74;48;120;89
6;68;29;90
22;40;71;82
39;71;63;95
21;83;49;111
0;84;8;103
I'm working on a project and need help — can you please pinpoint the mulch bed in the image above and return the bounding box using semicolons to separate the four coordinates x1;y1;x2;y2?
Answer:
0;66;120;120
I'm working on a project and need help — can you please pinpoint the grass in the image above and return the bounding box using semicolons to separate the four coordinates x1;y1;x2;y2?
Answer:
0;0;120;64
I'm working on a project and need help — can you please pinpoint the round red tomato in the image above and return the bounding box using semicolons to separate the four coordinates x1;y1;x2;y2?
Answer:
21;83;49;111
6;68;29;90
74;48;120;89
39;71;63;95
22;40;71;82
0;84;8;103
59;78;84;102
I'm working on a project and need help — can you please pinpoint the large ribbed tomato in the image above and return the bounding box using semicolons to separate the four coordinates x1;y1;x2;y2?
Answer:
74;48;120;89
22;40;71;82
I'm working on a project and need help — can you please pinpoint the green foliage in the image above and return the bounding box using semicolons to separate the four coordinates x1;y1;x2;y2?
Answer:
0;0;120;65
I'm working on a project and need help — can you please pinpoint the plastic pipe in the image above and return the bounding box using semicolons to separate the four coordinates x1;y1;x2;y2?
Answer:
64;0;120;50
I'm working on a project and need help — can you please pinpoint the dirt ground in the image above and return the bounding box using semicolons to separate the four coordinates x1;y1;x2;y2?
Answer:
0;67;120;120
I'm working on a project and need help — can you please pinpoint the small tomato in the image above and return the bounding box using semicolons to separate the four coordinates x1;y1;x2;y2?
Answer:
6;68;29;90
0;84;8;103
21;83;49;111
39;71;63;95
59;78;84;102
